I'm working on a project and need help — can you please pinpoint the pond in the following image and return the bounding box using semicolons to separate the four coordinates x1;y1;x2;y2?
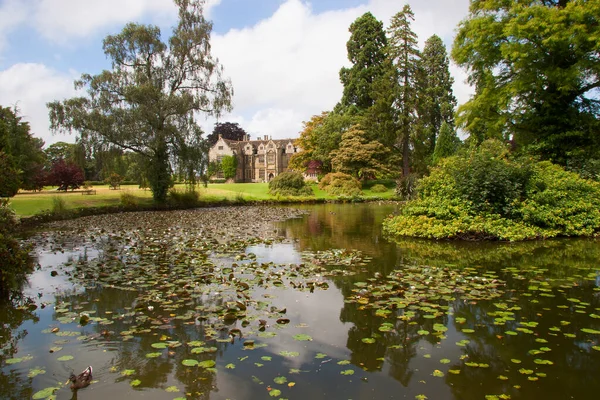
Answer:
2;203;600;400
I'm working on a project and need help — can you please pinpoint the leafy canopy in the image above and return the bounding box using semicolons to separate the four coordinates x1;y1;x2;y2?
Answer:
47;0;233;203
452;0;600;163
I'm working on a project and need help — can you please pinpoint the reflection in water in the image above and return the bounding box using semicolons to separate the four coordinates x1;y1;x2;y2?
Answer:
1;204;600;400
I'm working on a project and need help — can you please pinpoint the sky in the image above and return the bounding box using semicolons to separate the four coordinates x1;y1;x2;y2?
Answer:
0;0;473;147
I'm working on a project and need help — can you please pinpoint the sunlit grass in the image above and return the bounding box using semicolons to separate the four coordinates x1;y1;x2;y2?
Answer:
9;182;397;216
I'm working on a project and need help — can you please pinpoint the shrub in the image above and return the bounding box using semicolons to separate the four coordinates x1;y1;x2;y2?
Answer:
370;184;388;193
105;173;124;190
319;172;362;196
168;189;200;207
268;171;313;197
120;191;138;207
0;199;33;299
51;196;68;216
383;139;600;241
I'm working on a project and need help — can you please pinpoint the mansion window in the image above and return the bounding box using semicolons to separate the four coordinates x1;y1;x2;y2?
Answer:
258;155;265;164
267;153;275;164
218;146;223;150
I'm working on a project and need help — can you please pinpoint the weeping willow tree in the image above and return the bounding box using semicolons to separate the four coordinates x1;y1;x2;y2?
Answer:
48;0;233;203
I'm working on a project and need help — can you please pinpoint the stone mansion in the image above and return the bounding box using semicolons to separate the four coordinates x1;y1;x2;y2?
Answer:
208;134;302;182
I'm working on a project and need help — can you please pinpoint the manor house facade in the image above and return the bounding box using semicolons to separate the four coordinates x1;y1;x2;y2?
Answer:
208;134;301;182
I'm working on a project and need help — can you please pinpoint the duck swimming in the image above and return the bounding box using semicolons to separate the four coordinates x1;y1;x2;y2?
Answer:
67;366;93;390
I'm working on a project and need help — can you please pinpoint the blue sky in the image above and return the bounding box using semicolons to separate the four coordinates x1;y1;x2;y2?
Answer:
0;0;472;147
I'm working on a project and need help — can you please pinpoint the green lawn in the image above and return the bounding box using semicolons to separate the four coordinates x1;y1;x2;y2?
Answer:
9;182;397;217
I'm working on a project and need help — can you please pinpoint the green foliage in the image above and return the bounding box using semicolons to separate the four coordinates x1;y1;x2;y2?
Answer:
51;196;68;216
120;191;138;207
338;12;388;111
432;122;460;165
383;140;600;241
331;125;391;179
268;171;313;197
168;189;200;207
289;112;359;173
452;0;600;164
0;152;20;197
0;106;46;192
221;155;237;180
47;0;233;204
206;161;221;180
0;199;32;299
370;184;388;193
319;172;362;197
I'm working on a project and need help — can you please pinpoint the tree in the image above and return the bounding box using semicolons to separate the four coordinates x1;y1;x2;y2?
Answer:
330;125;391;180
432;122;460;165
48;0;233;203
289;112;360;174
0;106;46;192
44;141;76;166
452;0;600;164
105;172;124;190
220;155;237;180
415;35;456;167
0;153;20;197
206;122;247;145
386;4;421;178
338;12;388;112
48;159;84;191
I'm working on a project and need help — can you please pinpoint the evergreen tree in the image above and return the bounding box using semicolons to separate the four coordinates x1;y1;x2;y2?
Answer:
338;12;388;112
432;122;460;165
330;125;391;180
418;35;456;155
386;4;420;178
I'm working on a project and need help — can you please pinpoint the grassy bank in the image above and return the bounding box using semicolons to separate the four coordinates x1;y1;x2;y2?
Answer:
9;182;397;218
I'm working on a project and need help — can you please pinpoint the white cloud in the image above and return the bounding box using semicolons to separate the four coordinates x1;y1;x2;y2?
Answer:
210;0;473;140
0;0;28;55
0;63;79;146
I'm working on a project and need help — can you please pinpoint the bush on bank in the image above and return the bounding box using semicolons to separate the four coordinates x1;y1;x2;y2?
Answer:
268;172;314;197
383;140;600;241
0;199;33;299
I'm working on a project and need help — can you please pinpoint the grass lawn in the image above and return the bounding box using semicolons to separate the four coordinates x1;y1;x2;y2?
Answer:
9;182;397;217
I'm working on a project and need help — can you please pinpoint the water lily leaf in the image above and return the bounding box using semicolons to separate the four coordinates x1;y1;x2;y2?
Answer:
341;369;355;375
182;359;199;367
432;369;444;377
146;352;162;358
581;328;600;334
448;369;461;375
122;369;136;376
440;359;451;364
28;367;46;378
151;342;168;349
510;359;522;364
226;363;235;369
279;351;299;357
461;329;475;334
533;359;554;365
293;334;312;341
165;386;179;392
32;386;59;399
198;360;216;368
362;337;376;344
315;353;327;359
269;389;282;397
57;355;74;361
338;360;350;365
130;379;141;387
261;356;272;361
5;355;33;364
274;376;288;384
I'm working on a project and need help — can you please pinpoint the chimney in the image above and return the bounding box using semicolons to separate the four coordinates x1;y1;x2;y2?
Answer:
218;134;222;139
264;135;268;141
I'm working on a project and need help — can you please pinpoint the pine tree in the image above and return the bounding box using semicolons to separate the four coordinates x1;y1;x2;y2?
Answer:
432;122;460;165
386;4;420;178
338;12;388;112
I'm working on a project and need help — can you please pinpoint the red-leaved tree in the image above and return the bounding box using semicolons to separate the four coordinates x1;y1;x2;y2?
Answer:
49;159;84;191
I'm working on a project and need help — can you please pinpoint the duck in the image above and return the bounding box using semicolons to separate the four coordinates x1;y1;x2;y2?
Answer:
67;366;93;390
